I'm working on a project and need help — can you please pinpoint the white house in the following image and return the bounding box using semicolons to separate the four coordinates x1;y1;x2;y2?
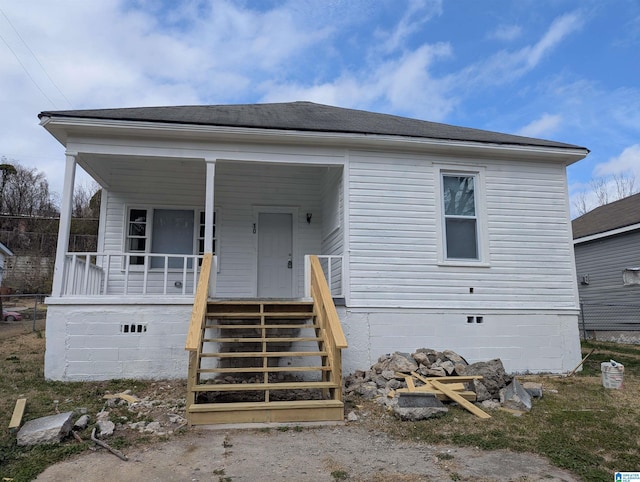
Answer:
40;102;589;383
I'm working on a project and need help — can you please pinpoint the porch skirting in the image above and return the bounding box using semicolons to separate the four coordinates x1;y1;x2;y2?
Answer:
338;307;582;375
45;301;193;381
45;301;582;380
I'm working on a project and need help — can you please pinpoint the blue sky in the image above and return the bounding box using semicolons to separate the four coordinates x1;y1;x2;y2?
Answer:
0;0;638;216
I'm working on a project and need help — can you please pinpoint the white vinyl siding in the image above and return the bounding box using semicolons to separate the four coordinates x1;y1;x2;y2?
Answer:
347;151;577;310
213;162;325;298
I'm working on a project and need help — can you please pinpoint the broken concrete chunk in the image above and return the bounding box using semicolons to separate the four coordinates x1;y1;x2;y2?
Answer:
522;381;543;398
17;411;74;446
472;379;492;402
74;414;90;430
418;366;447;377
382;353;419;374
442;350;468;366
414;348;440;365
97;419;115;437
438;360;456;375
346;411;358;422
458;359;511;399
500;378;532;412
412;352;429;366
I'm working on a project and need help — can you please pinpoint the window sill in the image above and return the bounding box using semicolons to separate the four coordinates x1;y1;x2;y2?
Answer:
437;260;491;268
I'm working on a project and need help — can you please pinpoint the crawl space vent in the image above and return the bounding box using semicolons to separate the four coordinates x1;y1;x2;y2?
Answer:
120;323;147;334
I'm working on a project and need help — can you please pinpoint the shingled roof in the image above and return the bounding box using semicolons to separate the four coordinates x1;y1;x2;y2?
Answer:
39;101;586;151
572;192;640;240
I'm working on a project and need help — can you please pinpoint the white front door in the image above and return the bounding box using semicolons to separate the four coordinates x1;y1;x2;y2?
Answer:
257;212;293;298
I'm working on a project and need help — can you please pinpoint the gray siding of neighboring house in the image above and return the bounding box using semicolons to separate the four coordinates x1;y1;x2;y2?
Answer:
575;229;640;330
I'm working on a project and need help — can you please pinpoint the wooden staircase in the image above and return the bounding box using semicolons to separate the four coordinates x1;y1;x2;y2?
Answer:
185;255;347;425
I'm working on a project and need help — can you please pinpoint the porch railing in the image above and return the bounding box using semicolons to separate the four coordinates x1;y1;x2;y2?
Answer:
60;252;205;297
304;255;344;298
308;255;348;400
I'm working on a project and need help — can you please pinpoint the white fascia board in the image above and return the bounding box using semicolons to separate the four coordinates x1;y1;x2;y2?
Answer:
573;222;640;244
40;116;589;165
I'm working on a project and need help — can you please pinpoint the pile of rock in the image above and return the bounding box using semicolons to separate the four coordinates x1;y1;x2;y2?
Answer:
344;348;541;420
15;388;187;447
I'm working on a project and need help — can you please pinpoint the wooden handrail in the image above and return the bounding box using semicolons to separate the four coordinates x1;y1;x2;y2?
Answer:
185;253;212;351
309;255;347;349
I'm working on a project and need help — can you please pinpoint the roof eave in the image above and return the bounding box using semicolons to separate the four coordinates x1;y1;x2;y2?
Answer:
573;222;640;244
39;116;589;164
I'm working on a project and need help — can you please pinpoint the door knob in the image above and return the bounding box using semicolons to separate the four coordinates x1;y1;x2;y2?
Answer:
287;259;292;269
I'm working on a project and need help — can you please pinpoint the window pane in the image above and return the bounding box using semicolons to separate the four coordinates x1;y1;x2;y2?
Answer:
443;176;475;216
151;209;194;269
129;209;146;223
445;218;478;259
128;238;146;252
129;223;146;236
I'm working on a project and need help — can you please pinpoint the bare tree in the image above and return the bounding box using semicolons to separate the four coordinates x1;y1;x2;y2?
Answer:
613;172;635;199
73;182;101;218
574;172;639;216
2;163;58;217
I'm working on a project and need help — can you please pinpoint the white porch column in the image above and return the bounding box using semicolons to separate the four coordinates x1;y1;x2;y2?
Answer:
204;160;216;253
205;160;216;298
51;153;77;296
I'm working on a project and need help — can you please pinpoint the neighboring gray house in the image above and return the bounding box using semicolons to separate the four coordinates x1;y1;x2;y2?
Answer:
573;192;640;340
40;101;589;382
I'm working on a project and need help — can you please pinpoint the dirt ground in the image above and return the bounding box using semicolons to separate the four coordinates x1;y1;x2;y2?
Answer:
35;422;578;482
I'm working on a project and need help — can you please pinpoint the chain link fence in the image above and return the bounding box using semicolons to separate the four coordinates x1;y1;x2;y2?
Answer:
0;293;47;337
579;302;640;340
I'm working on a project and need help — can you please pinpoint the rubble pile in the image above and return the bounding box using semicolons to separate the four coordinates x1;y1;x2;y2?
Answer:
344;348;541;420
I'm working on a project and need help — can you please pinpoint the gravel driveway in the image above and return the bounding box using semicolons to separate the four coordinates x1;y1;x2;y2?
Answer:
36;423;578;481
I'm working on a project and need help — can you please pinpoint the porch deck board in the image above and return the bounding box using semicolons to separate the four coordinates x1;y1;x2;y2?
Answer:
206;312;315;318
200;350;327;358
197;366;331;374
203;337;322;343
209;323;319;329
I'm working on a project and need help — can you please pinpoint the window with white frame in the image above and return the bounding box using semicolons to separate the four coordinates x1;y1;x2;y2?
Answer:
441;173;479;260
125;207;217;268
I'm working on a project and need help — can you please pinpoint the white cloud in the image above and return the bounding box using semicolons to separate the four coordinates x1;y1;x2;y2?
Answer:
460;11;584;87
516;113;562;138
490;24;523;42
594;144;640;178
376;0;443;54
261;42;455;120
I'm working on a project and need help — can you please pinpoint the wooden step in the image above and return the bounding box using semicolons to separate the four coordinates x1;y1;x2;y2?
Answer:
202;337;322;343
206;312;315;319
198;366;331;374
200;351;327;358
187;399;344;425
194;381;338;392
210;323;318;330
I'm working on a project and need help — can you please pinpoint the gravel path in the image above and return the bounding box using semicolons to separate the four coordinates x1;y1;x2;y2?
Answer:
36;423;578;481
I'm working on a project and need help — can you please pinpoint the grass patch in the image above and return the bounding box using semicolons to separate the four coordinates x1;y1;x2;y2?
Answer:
378;341;640;482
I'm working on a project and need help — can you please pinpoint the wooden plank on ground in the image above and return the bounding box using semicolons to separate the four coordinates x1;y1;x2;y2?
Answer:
430;379;491;419
9;398;27;429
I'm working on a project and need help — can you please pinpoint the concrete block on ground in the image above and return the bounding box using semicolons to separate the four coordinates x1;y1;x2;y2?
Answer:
393;393;448;420
522;381;543;398
17;411;74;446
398;392;444;408
500;378;532;412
